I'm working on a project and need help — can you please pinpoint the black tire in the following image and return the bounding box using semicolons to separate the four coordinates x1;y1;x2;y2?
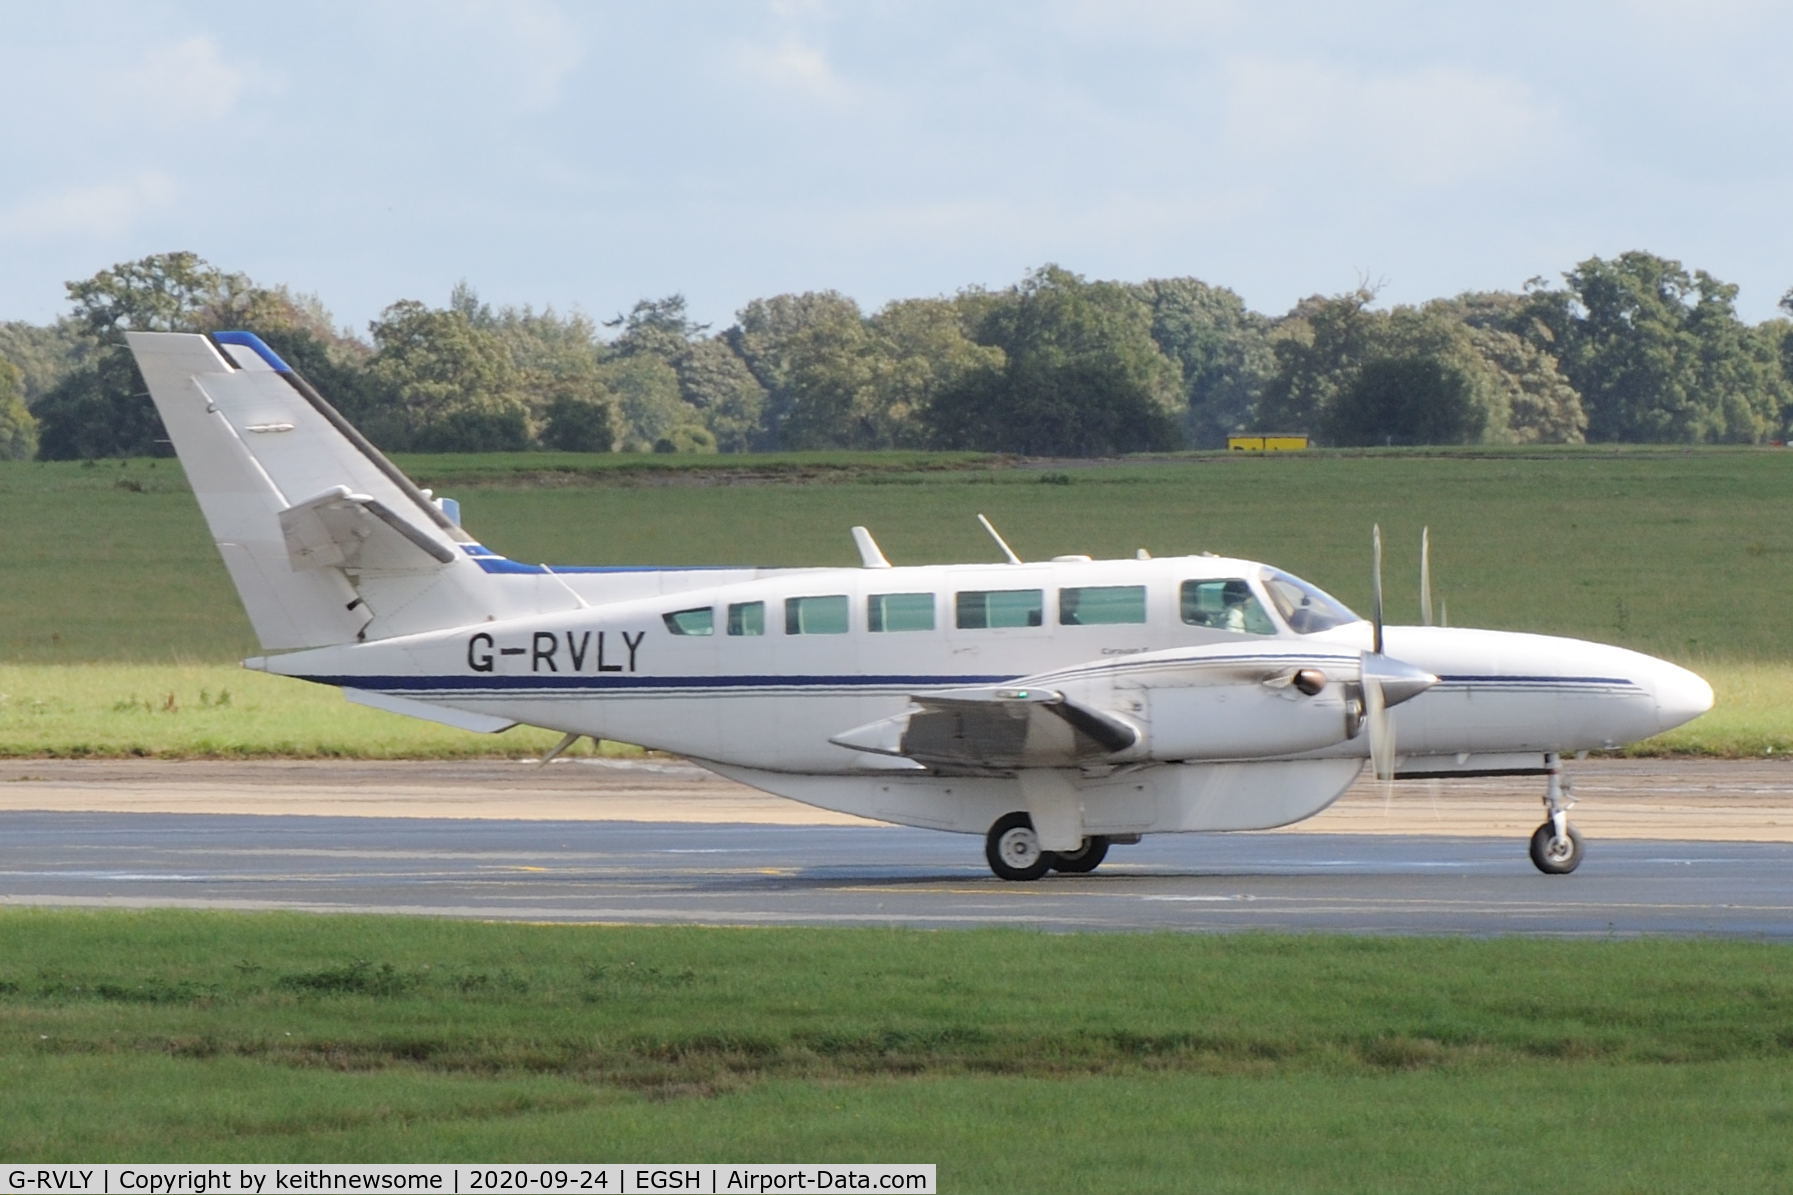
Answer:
1529;821;1584;875
1051;836;1110;874
985;812;1054;881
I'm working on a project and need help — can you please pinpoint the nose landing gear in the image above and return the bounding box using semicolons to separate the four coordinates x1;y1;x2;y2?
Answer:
1529;753;1583;875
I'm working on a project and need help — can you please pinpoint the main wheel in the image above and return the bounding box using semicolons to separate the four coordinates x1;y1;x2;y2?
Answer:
1050;836;1110;874
1529;820;1584;875
985;812;1054;881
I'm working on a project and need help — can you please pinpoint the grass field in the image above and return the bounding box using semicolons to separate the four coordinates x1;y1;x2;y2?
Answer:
1;446;1789;756
0;663;614;759
4;909;1792;1188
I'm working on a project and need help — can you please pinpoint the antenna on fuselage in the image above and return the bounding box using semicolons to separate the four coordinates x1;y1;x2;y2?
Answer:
541;563;590;610
851;526;892;568
977;513;1023;564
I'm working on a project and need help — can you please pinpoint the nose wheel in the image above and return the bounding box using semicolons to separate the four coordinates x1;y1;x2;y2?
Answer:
1529;820;1583;873
1529;754;1583;875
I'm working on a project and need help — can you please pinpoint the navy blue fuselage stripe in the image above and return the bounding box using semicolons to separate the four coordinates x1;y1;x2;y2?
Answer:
1435;674;1636;686
302;671;1640;694
305;673;1017;691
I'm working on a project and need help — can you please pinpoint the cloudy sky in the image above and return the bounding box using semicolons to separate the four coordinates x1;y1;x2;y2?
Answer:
3;0;1788;336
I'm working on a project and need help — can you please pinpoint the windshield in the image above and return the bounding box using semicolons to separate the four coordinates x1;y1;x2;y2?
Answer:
1261;569;1360;634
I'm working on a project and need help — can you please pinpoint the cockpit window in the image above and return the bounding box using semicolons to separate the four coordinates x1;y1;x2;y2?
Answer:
662;606;714;636
1261;569;1359;634
1180;579;1276;635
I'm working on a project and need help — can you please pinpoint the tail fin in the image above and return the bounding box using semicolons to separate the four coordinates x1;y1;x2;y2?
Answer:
127;330;498;650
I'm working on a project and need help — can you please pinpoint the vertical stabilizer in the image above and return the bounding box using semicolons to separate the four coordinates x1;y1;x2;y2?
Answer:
126;331;498;650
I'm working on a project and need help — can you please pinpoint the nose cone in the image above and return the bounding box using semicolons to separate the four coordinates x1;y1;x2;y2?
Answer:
1648;658;1715;733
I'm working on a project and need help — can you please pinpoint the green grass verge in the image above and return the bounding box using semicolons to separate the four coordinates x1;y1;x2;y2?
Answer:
0;663;628;759
3;447;1789;755
4;910;1792;1187
1637;657;1793;756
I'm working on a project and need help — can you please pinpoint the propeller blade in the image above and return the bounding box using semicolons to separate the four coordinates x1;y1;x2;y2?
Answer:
1364;669;1396;817
1420;526;1434;627
1370;524;1385;655
1364;671;1393;783
1356;652;1436;793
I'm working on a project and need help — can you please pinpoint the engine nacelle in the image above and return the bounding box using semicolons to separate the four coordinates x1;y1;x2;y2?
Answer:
1061;644;1434;765
1111;674;1358;762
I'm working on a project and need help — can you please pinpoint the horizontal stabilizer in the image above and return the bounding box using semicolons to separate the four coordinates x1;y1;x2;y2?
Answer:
280;486;458;572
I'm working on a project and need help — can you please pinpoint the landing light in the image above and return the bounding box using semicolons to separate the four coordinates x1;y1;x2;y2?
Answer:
997;688;1060;702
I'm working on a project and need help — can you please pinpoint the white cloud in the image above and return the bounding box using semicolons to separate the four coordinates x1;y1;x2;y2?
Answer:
732;34;857;104
768;0;834;20
0;172;178;239
110;36;250;126
453;0;584;113
1047;0;1246;40
355;0;584;115
1222;58;1563;189
1615;0;1781;35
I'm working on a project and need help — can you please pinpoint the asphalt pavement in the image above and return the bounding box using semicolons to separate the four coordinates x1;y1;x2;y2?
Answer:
4;809;1791;937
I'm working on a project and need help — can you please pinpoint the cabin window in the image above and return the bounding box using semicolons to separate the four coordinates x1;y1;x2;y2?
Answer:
956;588;1044;629
1059;584;1146;626
785;594;849;634
662;606;714;636
1180;579;1276;635
727;601;765;636
869;592;935;632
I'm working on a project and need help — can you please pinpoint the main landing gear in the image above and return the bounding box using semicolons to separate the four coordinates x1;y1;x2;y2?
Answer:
1528;753;1583;875
984;812;1112;881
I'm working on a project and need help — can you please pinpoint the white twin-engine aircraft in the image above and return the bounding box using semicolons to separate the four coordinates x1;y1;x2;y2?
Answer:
127;331;1713;880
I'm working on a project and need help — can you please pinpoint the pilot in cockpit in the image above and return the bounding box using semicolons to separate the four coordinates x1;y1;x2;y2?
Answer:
1218;579;1253;632
1180;577;1274;635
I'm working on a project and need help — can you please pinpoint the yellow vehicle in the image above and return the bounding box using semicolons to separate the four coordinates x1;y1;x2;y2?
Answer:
1227;435;1309;452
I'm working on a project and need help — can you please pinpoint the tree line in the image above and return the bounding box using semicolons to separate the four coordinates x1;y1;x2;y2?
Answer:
2;249;1790;462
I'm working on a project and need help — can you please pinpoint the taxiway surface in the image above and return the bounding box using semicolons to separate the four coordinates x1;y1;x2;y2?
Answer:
2;758;1791;937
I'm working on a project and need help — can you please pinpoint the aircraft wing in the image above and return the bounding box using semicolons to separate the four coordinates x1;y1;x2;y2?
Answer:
829;685;1140;770
829;642;1417;771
